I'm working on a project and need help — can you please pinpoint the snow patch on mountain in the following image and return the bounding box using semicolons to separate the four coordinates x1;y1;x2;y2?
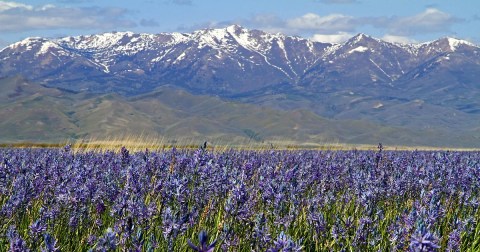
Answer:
349;46;369;54
447;38;476;51
58;32;159;56
7;37;43;51
226;25;259;51
36;41;63;56
167;33;189;46
323;43;342;56
173;52;186;64
1;25;479;91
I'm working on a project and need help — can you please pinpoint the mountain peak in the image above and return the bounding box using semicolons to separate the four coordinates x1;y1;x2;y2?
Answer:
443;37;476;51
1;37;50;54
1;27;479;100
198;24;248;36
354;33;369;39
11;37;46;46
347;33;381;45
225;24;245;32
57;31;152;52
423;37;478;52
98;31;136;37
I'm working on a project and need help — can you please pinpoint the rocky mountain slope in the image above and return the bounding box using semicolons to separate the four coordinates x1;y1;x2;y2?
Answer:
1;25;479;146
1;25;478;97
0;25;329;94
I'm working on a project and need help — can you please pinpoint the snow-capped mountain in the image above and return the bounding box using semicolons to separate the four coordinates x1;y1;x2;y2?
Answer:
0;25;332;94
303;34;480;89
2;25;480;146
0;25;479;100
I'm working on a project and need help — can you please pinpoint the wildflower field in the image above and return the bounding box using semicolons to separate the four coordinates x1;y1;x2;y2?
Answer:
1;145;480;251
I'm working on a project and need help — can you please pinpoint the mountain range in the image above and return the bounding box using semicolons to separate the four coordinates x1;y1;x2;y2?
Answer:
1;25;479;147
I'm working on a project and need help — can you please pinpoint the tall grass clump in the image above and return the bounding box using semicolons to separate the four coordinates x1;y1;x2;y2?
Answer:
0;145;479;251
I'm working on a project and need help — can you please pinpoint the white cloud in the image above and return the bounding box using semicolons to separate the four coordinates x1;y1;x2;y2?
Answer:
170;8;462;44
39;4;56;11
0;1;33;12
259;9;460;42
286;13;356;33
381;8;460;36
381;35;417;44
0;1;136;32
311;32;352;43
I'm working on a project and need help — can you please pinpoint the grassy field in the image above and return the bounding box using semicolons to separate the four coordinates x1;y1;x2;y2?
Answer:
1;145;479;251
1;135;479;153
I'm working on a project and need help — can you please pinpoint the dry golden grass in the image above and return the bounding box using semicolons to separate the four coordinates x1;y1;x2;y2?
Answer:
1;134;478;152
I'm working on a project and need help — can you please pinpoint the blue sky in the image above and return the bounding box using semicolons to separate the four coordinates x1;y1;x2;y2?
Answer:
1;0;479;48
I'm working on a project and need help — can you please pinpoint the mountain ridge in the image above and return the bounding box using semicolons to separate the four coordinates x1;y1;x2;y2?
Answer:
1;25;480;146
1;25;477;95
1;25;477;92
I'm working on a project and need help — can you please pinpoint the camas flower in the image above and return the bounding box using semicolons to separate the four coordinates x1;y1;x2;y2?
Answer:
187;230;217;252
41;233;60;252
7;225;30;252
267;231;303;252
409;225;440;252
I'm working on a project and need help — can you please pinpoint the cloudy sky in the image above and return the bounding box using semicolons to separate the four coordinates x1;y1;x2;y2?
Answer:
0;0;479;48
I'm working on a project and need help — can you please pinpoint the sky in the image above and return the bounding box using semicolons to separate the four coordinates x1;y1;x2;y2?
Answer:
0;0;479;48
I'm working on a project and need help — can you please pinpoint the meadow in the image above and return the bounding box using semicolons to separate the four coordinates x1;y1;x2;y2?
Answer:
1;144;479;251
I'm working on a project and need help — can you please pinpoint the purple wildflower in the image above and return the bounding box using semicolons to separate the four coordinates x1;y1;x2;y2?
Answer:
409;225;440;252
41;233;60;252
187;230;217;252
267;231;303;252
7;225;30;252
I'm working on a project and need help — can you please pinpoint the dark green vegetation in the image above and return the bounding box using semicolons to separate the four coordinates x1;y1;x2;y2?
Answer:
1;147;479;251
1;76;480;147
